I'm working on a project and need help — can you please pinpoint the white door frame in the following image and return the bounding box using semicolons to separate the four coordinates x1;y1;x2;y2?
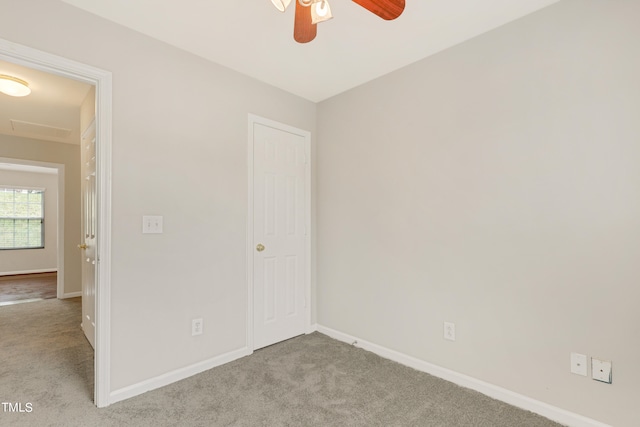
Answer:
247;114;311;351
0;38;113;408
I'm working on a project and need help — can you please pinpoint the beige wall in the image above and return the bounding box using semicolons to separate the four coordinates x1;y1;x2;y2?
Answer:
0;135;81;294
317;1;639;426
0;169;58;274
0;0;316;392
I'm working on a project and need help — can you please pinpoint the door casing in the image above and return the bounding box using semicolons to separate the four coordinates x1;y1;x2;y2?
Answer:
0;38;113;408
247;114;312;351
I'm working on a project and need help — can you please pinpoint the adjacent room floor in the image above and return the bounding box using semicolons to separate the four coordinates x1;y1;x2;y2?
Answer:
0;272;57;306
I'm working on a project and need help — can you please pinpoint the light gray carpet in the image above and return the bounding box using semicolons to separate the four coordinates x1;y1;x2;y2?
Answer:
0;298;563;426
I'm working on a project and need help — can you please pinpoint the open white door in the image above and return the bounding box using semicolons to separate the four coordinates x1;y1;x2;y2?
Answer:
250;117;310;350
80;119;96;349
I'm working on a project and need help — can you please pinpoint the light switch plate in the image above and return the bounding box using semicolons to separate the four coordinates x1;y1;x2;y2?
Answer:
591;358;612;383
570;353;587;376
142;216;163;234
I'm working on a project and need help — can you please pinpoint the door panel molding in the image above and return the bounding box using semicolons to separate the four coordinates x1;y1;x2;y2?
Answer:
0;38;113;408
247;114;311;352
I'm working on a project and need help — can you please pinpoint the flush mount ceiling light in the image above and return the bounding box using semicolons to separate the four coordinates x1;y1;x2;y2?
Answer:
0;75;31;97
272;0;405;43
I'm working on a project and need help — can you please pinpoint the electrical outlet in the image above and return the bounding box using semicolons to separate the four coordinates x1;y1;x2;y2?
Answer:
591;358;612;383
192;318;203;336
570;353;587;376
444;321;456;341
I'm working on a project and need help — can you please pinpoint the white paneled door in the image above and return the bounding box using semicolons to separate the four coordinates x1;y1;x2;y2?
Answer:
81;120;96;349
251;118;309;350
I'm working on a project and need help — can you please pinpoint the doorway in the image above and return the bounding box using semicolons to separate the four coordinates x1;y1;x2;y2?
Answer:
0;38;112;407
247;114;311;351
0;159;63;302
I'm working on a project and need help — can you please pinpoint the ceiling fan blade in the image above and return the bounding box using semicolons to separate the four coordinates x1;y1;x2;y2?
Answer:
294;0;317;43
352;0;405;20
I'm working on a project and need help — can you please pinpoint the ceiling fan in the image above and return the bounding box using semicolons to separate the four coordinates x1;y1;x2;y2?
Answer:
271;0;405;43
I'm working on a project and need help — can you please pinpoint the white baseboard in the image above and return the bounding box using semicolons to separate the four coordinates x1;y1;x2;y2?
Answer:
307;323;319;333
61;291;81;299
109;346;251;405
316;325;610;427
0;269;57;276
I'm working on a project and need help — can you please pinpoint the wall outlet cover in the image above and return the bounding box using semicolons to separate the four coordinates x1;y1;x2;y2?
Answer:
570;352;587;376
192;318;203;336
591;358;612;383
444;321;456;341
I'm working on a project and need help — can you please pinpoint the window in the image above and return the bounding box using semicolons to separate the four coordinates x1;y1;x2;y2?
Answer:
0;187;45;250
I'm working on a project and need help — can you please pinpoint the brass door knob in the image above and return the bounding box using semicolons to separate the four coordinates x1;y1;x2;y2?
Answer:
256;243;265;252
78;244;88;250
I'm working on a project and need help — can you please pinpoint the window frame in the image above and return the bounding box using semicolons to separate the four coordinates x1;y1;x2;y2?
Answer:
0;186;45;250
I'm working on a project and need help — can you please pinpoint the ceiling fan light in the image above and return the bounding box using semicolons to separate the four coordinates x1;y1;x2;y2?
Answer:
311;0;333;24
0;75;31;97
271;0;292;12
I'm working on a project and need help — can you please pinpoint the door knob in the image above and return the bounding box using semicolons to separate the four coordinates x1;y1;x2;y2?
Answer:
78;244;88;250
256;243;265;252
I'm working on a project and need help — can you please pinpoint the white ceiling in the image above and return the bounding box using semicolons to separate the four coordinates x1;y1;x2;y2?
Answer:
60;0;561;102
0;60;92;145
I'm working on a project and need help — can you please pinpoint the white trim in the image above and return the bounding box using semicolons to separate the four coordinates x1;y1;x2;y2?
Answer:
61;291;82;299
110;346;251;404
0;269;57;276
57;165;65;300
317;325;610;427
0;184;46;191
247;114;312;352
246;117;254;355
0;38;113;408
93;49;114;410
